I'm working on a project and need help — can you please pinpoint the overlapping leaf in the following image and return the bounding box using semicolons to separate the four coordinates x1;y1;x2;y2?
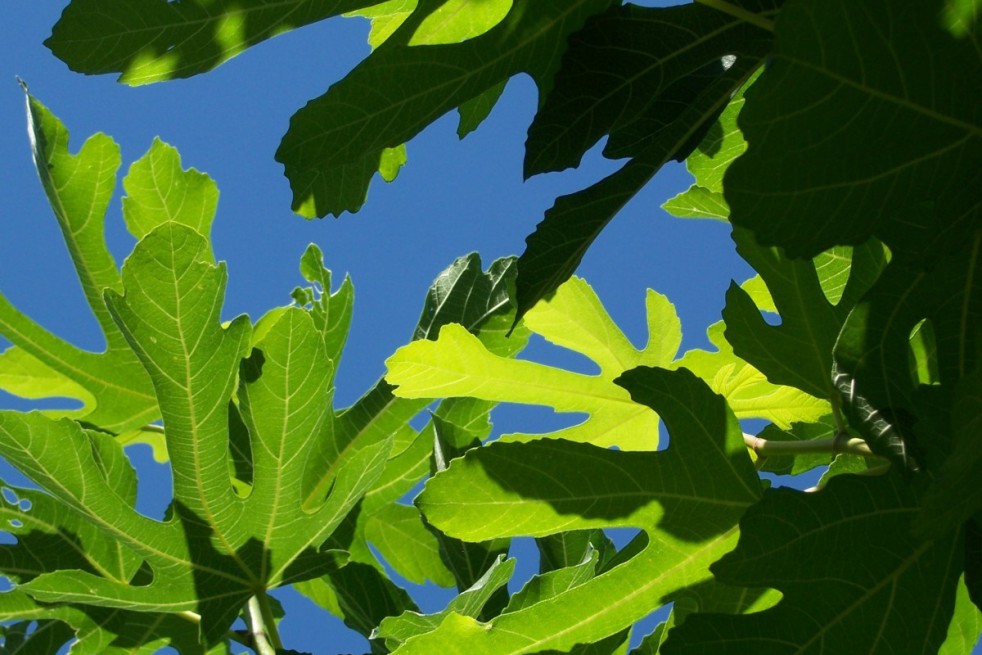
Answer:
835;248;982;512
723;229;888;399
1;231;391;642
0;97;427;646
388;274;828;451
46;0;388;85
523;2;777;177
661;70;755;221
513;1;778;320
276;0;612;217
0;433;213;652
387;277;680;450
287;253;531;645
662;473;966;655
386;367;760;654
0;589;228;654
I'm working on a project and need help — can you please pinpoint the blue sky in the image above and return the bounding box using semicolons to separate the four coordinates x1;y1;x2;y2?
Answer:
0;3;761;653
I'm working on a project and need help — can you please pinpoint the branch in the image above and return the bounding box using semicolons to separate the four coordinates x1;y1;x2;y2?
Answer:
743;432;879;458
246;593;284;655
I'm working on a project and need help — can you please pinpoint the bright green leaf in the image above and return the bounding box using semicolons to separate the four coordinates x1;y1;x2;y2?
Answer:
409;0;512;46
394;367;759;654
674;321;829;431
662;69;758;221
365;503;455;586
122;137;218;241
0;91;157;434
387;277;675;450
376;554;514;649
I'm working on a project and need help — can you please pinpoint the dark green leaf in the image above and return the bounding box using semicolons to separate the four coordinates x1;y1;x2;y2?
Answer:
726;0;982;266
663;473;964;655
46;0;387;85
276;0;612;217
524;2;777;176
515;61;763;322
723;229;887;398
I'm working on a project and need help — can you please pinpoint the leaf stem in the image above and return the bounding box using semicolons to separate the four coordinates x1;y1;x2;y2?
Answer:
694;0;775;32
803;462;892;492
743;432;879;458
246;593;284;655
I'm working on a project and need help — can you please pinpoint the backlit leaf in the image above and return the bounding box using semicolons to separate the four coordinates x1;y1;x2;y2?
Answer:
394;367;760;654
0;92;157;434
388;278;677;450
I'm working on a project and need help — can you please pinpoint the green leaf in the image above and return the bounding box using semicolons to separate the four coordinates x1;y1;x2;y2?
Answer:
417;367;758;540
723;229;888;399
663;472;964;655
376;554;514;649
510;1;781;319
0;346;91;407
662;69;758;221
457;81;507;138
503;547;598;613
392;367;759;654
346;0;418;49
514;60;763;322
364;503;455;586
917;348;982;535
292;253;529;641
523;2;775;177
725;0;982;265
46;0;388;85
388;277;678;450
302;253;527;510
940;575;982;655
409;0;512;46
0;92;157;434
292;243;355;373
105;223;252;520
0;591;229;654
0;433;140;587
834;247;981;478
122;137;218;241
535;530;613;574
673;321;829;431
294;563;418;647
391;274;828;450
752;415;839;476
2;227;391;642
276;0;612;217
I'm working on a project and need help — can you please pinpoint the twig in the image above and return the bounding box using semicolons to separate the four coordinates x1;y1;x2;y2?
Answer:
803;462;892;492
246;593;284;655
743;432;879;458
